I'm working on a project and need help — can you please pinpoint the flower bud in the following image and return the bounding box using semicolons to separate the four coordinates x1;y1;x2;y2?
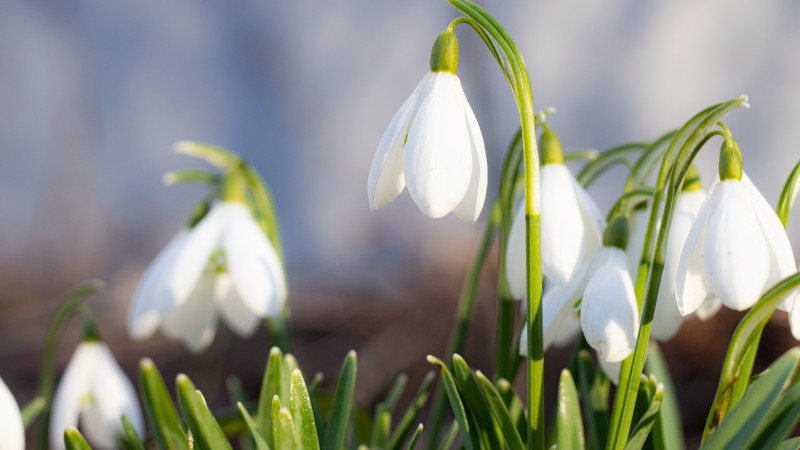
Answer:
430;31;459;74
683;164;702;192
221;170;247;204
603;216;629;250
718;140;742;181
540;127;564;165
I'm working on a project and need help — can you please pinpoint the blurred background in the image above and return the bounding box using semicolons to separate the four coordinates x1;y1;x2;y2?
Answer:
1;0;800;446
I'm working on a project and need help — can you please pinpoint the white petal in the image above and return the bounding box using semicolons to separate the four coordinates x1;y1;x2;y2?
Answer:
704;180;770;310
505;203;527;300
651;190;705;341
626;207;651;276
0;377;24;450
695;297;722;320
127;230;190;340
162;273;218;353
542;284;576;351
676;183;716;316
81;344;143;448
570;172;606;254
598;357;622;385
167;204;229;308
367;74;434;210
541;164;589;285
452;93;487;222
223;205;286;317
404;73;473;218
50;342;103;450
743;173;799;311
215;273;261;338
580;248;639;362
553;314;580;347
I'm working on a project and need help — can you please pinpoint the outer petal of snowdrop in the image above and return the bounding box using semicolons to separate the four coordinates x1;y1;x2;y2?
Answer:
0;377;24;450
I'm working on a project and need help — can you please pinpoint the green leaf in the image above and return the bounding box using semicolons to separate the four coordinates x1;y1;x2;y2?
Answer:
238;402;272;450
283;354;299;402
746;377;800;448
63;427;92;450
624;381;663;450
369;374;406;450
556;369;585;450
290;369;320;450
496;378;527;442
228;377;255;450
427;355;474;450
274;407;300;450
273;396;282;445
475;371;525;450
138;358;190;450
162;170;222;186
175;374;232;450
118;414;145;450
21;396;45;429
323;351;357;450
646;343;684;450
702;348;800;450
576;350;609;450
436;422;459;450
777;159;800;226
260;347;285;445
406;424;424;450
173;141;242;170
387;371;435;450
307;372;326;441
451;355;502;450
776;437;800;450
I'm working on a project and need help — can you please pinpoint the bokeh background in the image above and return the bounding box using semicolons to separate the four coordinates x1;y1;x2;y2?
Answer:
1;0;800;447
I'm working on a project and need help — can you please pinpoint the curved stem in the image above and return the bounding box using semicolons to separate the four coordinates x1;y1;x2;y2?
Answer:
446;1;543;447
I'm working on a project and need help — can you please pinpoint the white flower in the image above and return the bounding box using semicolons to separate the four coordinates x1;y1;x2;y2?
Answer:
0;377;24;450
651;189;706;341
676;173;798;315
367;70;487;221
626;205;650;275
506;163;605;297
520;245;640;363
128;201;287;353
50;342;143;449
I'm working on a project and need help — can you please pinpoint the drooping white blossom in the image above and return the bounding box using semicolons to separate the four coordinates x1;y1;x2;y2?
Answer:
50;342;143;449
676;173;797;316
128;201;287;353
0;376;24;450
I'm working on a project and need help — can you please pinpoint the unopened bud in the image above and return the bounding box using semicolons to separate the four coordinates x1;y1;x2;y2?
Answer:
430;31;459;74
603;216;629;250
540;127;564;165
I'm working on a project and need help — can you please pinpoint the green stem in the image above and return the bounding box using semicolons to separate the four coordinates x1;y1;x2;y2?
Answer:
427;202;499;449
607;96;748;450
702;272;800;441
577;142;648;187
36;280;104;450
266;308;292;354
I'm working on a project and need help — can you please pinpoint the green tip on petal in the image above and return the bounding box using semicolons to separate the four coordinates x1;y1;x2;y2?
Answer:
718;140;743;181
683;165;703;191
603;215;629;250
430;30;459;74
540;127;564;165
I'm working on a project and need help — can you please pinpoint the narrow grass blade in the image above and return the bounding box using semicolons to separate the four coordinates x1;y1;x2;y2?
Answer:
308;372;326;441
290;369;320;450
323;351;357;450
21;396;45;428
476;371;524;450
575;350;608;450
777;159;800;226
175;374;232;449
451;355;502;450
646;343;684;450
138;358;190;450
238;402;272;450
624;381;663;450
496;379;526;441
387;371;436;450
746;378;800;449
777;437;800;450
556;369;584;450
406;424;424;450
275;407;300;449
436;422;458;450
702;348;800;449
119;414;145;450
228;377;255;450
427;356;473;450
63;427;92;450
369;374;407;448
259;347;285;444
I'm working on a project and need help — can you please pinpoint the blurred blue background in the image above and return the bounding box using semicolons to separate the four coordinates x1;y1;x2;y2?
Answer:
1;0;799;441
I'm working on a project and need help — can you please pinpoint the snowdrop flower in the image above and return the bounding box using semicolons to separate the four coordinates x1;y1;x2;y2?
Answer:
368;30;487;221
128;173;287;353
651;168;707;341
50;340;143;449
0;377;24;450
676;142;798;317
506;127;605;297
626;202;650;275
521;217;639;363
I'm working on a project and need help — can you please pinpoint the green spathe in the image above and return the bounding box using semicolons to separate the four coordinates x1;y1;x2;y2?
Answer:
603;216;629;250
540;127;564;165
719;141;743;181
430;31;459;74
